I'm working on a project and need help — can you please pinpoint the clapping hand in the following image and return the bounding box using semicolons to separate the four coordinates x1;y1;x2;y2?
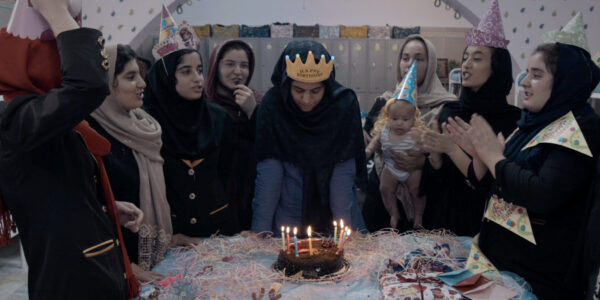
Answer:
466;114;506;175
445;116;477;158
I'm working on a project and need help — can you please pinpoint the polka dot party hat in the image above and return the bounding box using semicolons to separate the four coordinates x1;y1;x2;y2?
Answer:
465;0;510;49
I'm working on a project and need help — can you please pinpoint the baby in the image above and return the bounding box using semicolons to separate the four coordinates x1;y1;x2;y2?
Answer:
365;98;426;229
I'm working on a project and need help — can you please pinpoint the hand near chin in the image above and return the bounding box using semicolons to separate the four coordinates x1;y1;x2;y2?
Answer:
233;84;257;118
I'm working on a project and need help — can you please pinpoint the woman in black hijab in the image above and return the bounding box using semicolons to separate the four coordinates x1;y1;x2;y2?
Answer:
251;40;366;234
144;48;237;239
415;44;521;236
462;43;600;299
205;40;263;231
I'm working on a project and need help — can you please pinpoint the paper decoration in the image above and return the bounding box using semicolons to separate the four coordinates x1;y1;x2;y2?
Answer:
522;111;592;157
484;195;536;244
466;235;498;274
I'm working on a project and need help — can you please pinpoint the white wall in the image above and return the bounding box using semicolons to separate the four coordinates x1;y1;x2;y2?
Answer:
451;0;600;74
175;0;471;27
80;0;470;48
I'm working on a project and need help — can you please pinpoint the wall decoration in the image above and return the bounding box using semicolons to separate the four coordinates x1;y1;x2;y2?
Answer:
443;0;599;75
80;0;599;76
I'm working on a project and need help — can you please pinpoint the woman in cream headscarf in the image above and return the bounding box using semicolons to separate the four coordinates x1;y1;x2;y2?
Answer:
88;44;174;282
362;34;456;231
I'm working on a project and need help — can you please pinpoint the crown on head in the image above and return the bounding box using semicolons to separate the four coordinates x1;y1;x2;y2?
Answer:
152;5;199;60
285;51;335;83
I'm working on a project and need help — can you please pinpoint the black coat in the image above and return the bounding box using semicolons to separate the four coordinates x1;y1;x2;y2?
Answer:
0;29;127;299
224;109;258;232
163;132;237;237
419;101;521;236
480;113;600;299
88;117;140;264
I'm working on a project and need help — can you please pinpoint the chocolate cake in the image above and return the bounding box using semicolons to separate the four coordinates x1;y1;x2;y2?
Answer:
274;239;344;279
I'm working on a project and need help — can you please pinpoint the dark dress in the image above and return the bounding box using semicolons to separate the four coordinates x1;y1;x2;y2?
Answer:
478;44;600;299
162;144;236;237
480;113;600;299
585;157;600;298
205;40;263;231
88;117;140;263
144;49;237;237
420;100;520;236
420;48;521;236
0;29;127;299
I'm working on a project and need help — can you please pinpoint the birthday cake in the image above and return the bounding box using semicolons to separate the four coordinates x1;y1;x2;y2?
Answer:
274;239;344;279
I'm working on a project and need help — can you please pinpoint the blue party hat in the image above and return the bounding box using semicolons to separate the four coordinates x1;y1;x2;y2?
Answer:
393;61;417;105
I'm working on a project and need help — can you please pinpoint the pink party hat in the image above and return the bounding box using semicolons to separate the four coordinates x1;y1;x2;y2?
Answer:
465;0;509;49
152;5;199;59
6;0;81;41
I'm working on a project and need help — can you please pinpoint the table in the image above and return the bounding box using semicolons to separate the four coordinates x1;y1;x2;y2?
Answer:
138;232;534;300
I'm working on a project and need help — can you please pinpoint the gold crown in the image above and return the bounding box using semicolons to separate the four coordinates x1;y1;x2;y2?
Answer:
285;51;335;83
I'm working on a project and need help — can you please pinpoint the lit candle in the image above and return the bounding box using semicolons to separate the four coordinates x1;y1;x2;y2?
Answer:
280;226;286;251
338;219;344;246
293;227;299;257
333;221;338;244
336;229;351;255
338;226;346;249
286;227;291;253
307;226;313;255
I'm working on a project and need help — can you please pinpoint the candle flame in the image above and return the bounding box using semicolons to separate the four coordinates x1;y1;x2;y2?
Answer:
307;226;312;237
281;226;284;232
293;227;297;235
340;219;344;229
286;226;290;233
333;220;337;226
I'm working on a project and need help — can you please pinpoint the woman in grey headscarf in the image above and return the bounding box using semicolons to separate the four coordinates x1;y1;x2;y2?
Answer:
362;35;457;231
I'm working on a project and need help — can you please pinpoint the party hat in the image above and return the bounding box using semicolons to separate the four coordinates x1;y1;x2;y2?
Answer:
542;12;590;53
392;60;417;105
6;0;81;41
152;4;199;59
465;0;509;49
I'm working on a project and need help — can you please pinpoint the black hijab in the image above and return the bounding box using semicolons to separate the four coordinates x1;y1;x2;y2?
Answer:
504;43;600;166
144;49;229;160
438;47;521;136
256;40;366;233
